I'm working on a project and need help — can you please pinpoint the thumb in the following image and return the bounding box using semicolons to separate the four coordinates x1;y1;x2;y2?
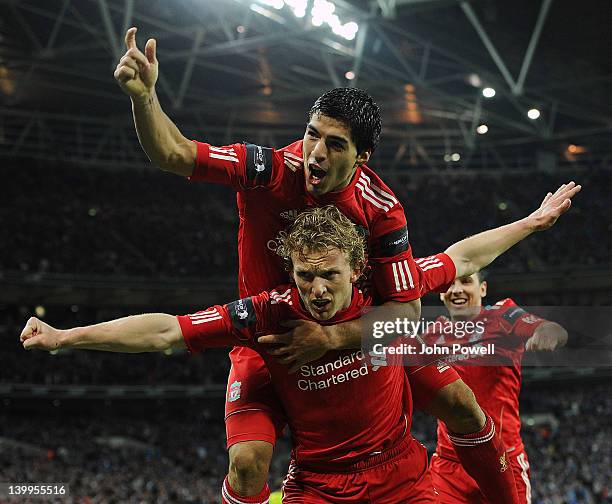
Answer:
20;317;39;342
125;26;137;50
23;334;42;350
145;38;157;64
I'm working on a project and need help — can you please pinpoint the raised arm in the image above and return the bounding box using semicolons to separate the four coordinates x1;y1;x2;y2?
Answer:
445;182;581;278
114;27;195;176
20;315;185;353
525;321;568;351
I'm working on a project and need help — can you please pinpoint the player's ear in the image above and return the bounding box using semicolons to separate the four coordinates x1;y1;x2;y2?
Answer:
480;281;487;298
350;261;364;283
356;149;371;166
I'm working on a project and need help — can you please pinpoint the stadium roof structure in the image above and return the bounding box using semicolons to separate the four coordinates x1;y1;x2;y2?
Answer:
1;0;611;171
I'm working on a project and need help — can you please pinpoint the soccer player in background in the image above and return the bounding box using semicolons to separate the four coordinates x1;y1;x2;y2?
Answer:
112;27;580;503
424;269;568;504
112;26;486;503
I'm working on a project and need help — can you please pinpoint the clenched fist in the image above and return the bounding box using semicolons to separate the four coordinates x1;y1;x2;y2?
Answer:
114;27;158;100
20;317;63;351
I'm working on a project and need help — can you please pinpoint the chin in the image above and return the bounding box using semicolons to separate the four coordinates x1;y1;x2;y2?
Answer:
307;180;332;195
306;185;324;196
309;310;333;321
448;306;478;319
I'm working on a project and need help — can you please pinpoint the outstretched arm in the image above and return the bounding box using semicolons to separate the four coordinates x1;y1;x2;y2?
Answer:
20;315;185;353
446;181;581;278
525;321;568;351
114;27;195;176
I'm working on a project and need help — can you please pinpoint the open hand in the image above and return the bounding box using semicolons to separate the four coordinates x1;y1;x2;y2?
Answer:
527;181;581;231
257;319;334;373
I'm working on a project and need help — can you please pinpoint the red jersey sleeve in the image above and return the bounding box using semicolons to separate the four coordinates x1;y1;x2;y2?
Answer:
497;299;546;344
189;141;284;191
368;203;420;303
177;292;273;354
415;253;456;296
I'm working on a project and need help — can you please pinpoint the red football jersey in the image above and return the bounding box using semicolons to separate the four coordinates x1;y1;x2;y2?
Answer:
414;254;456;297
190;140;420;302
422;299;545;459
177;285;412;468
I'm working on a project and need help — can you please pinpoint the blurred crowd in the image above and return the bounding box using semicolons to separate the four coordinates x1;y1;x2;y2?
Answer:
1;305;231;386
2;161;610;280
0;383;608;503
0;405;232;503
395;169;611;273
521;383;611;503
2;160;610;503
2;161;238;278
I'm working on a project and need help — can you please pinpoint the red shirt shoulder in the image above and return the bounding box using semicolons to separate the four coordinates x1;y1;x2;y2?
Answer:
277;140;305;174
485;298;545;341
355;165;405;239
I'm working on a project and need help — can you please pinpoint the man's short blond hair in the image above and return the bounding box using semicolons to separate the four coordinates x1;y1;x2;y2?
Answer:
277;205;366;270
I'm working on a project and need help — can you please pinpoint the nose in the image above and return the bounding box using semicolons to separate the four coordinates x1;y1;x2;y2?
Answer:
312;278;328;298
449;281;463;294
312;138;327;163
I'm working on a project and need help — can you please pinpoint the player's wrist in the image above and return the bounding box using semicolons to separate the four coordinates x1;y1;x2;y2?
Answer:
323;325;342;351
58;328;80;349
522;213;543;233
130;89;156;107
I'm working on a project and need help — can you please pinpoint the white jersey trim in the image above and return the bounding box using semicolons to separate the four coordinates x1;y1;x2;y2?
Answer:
356;173;398;212
189;308;222;325
356;180;391;212
222;478;269;504
448;419;495;446
517;452;532;504
210;146;239;163
391;260;415;291
359;172;399;204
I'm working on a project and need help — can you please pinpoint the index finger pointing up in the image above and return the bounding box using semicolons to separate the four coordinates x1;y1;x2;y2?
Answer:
125;27;138;50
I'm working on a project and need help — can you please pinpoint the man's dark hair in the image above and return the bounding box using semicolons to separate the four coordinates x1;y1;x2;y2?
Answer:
475;269;488;283
308;88;382;154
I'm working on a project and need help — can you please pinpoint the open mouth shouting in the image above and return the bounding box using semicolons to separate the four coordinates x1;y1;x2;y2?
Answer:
310;298;332;314
308;163;328;186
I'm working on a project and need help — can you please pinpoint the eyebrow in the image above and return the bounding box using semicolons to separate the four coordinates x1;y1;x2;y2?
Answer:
296;267;341;275
307;124;349;146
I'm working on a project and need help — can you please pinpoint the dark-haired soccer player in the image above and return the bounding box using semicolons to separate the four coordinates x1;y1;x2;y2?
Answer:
113;27;461;503
112;27;578;503
424;269;568;504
